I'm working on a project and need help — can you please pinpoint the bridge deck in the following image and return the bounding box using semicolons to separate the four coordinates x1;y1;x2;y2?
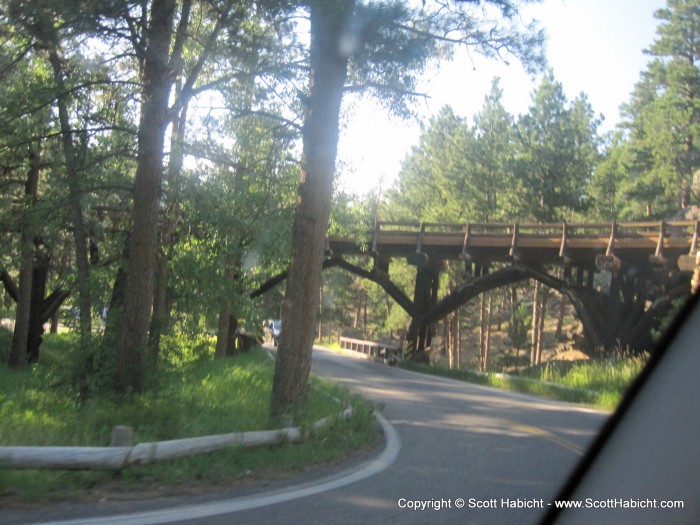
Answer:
329;220;700;267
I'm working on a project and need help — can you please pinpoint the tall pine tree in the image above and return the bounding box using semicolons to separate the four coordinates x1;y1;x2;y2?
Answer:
622;0;700;216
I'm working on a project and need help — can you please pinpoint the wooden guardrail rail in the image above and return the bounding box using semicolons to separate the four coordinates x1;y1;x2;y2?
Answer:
339;336;401;363
0;409;354;470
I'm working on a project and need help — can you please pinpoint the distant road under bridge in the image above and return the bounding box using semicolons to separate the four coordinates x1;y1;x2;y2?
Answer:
324;220;700;359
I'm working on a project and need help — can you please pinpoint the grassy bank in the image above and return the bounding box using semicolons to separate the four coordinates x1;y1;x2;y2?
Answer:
402;354;647;411
0;331;378;502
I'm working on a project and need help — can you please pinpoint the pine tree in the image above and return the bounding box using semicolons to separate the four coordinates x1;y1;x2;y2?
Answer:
621;0;700;215
512;71;601;221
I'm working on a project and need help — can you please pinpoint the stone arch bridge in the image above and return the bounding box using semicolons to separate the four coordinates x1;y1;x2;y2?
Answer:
322;220;700;360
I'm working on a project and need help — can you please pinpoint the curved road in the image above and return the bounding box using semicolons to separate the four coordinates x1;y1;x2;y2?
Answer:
7;347;607;525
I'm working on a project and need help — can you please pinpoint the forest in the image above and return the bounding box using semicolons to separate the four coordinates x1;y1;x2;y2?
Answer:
1;0;699;421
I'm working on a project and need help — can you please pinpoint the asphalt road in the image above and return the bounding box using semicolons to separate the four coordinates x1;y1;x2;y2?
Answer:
4;347;607;525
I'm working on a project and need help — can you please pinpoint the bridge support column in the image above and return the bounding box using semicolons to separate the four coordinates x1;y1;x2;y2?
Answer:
569;261;691;356
405;262;441;361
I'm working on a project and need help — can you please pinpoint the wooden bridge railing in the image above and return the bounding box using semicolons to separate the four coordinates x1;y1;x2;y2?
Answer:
352;220;700;265
338;336;401;363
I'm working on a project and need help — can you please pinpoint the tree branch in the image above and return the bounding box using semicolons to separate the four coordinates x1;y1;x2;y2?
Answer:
1;270;19;302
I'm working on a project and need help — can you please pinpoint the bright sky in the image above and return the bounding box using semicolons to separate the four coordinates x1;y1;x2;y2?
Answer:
336;0;668;196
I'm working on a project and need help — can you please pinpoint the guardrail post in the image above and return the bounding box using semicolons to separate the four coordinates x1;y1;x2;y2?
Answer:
606;222;617;257
407;222;428;266
509;223;520;260
654;220;667;261
690;221;699;256
559;222;569;261
596;222;621;274
460;222;472;262
110;426;133;447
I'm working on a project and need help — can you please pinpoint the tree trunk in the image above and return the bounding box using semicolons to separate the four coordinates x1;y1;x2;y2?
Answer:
530;280;541;367
530;282;547;366
681;179;690;210
455;310;461;369
270;0;354;419
225;315;238;356
555;292;566;342
535;292;546;366
363;292;368;338
149;101;188;356
318;280;323;342
353;290;363;330
149;245;169;361
484;291;493;371
497;291;507;331
48;48;92;340
215;266;236;358
116;0;177;393
479;293;487;371
51;240;72;335
215;301;231;358
104;238;129;345
447;309;461;370
9;242;33;367
445;316;451;366
8;147;40;367
26;256;49;364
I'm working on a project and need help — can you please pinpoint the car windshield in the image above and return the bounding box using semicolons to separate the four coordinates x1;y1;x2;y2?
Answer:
1;0;697;523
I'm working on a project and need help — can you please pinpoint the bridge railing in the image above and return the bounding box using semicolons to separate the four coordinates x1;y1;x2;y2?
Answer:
366;220;700;262
338;336;401;363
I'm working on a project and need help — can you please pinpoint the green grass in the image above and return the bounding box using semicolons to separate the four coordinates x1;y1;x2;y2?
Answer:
523;356;647;400
0;330;378;502
402;354;648;411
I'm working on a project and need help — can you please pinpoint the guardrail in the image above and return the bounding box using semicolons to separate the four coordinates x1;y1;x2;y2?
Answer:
324;220;700;268
339;337;401;363
0;409;353;471
371;220;700;257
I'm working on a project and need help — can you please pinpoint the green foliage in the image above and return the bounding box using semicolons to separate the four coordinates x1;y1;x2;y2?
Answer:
541;356;647;396
159;323;216;369
469;78;517;221
507;302;530;350
384;72;602;225
511;71;602;221
616;0;700;217
589;134;635;220
168;110;299;331
68;333;120;399
0;335;368;444
384;106;473;222
329;189;378;239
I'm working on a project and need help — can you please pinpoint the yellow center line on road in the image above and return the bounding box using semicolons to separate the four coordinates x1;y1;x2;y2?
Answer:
511;423;586;456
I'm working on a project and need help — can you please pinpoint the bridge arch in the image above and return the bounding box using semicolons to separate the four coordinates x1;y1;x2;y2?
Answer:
250;221;696;361
326;221;698;360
